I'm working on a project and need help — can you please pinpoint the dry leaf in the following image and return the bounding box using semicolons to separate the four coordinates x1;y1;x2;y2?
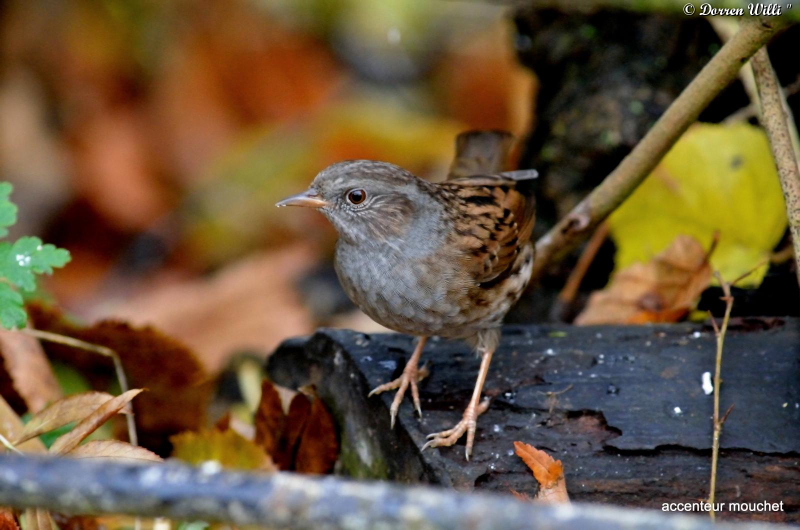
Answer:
575;235;713;325
171;429;275;472
67;440;162;464
275;392;312;471
294;395;339;475
50;389;143;454
0;329;61;414
514;441;569;504
0;508;18;530
0;395;45;453
28;304;211;455
254;380;285;457
21;509;56;530
15;391;116;445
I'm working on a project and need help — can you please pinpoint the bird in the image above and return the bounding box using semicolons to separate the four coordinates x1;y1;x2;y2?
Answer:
277;130;537;459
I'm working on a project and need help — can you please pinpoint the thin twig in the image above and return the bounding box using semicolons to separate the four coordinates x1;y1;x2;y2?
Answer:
708;271;734;521
556;221;610;310
22;329;138;447
751;46;800;285
529;16;789;283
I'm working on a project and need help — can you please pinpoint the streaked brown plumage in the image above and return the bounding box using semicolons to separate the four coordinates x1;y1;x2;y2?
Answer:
277;130;536;459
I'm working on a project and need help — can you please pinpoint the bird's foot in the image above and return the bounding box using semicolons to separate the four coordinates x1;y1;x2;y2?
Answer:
421;397;490;460
368;362;430;428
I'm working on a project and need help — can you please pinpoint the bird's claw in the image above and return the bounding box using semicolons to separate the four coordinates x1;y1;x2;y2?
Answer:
421;397;490;460
369;363;430;428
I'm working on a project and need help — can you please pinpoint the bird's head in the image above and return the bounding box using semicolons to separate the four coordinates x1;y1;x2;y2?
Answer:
277;160;434;246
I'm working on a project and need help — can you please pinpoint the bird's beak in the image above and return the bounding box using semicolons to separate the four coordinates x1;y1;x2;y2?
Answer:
276;189;329;209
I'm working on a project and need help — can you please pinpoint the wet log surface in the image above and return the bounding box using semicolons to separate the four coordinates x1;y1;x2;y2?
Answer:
268;318;800;524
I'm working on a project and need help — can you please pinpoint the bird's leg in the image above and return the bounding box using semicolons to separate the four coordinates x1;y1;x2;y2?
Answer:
368;336;430;428
422;345;494;460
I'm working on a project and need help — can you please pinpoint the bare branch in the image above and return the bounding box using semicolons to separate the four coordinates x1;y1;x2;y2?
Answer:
751;47;800;285
0;454;784;529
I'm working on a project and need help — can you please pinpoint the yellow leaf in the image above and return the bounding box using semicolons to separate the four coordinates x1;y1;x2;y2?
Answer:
609;123;787;286
171;429;275;472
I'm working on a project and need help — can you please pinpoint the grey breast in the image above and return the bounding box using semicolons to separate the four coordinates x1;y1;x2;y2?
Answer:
333;222;471;337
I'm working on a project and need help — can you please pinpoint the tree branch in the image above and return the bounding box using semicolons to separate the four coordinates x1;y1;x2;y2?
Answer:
0;454;786;529
530;16;790;283
750;47;800;284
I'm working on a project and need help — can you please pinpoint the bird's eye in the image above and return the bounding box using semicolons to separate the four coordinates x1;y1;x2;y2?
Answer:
346;189;367;205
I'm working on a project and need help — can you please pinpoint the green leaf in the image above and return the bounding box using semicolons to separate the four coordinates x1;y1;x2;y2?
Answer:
0;281;26;329
0;182;17;239
0;237;71;292
609;123;787;287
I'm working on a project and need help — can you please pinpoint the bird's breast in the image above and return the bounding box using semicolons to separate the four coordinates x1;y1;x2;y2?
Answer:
334;241;470;336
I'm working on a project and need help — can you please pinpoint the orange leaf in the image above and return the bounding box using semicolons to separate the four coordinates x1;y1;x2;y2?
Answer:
294;396;339;475
514;441;569;504
0;508;18;530
575;235;713;325
254;380;285;457
50;389;143;455
276;392;312;470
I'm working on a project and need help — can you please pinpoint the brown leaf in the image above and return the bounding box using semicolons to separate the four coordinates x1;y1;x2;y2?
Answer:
0;508;18;530
0;329;61;414
171;429;275;472
275;392;312;470
575;235;714;325
254;380;285;457
28;304;212;455
294;395;339;475
514;442;569;504
15;391;116;445
0;395;45;453
67;440;162;464
50;389;143;455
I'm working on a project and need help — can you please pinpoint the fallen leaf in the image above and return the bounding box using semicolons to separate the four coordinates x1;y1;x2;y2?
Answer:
609;123;787;287
0;395;45;453
514;441;569;504
15;391;116;445
21;509;56;530
171;429;275;472
0;329;62;414
50;389;143;455
28;304;212;455
253;380;285;457
67;440;162;464
275;392;312;471
575;235;713;325
0;508;18;530
294;395;339;475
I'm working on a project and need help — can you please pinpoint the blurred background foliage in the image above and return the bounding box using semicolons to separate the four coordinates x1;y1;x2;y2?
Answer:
0;0;535;359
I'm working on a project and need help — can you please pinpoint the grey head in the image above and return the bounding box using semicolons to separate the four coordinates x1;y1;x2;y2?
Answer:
276;160;437;247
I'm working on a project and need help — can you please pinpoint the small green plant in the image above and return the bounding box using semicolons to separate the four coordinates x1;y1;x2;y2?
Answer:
0;182;70;329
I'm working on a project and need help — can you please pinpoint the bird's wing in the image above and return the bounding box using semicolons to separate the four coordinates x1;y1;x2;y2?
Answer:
438;174;536;285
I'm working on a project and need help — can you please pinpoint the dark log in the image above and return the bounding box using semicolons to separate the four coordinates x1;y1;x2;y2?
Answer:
0;454;790;529
267;319;800;524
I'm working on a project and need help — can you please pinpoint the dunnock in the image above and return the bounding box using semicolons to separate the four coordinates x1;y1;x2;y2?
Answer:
277;130;536;459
